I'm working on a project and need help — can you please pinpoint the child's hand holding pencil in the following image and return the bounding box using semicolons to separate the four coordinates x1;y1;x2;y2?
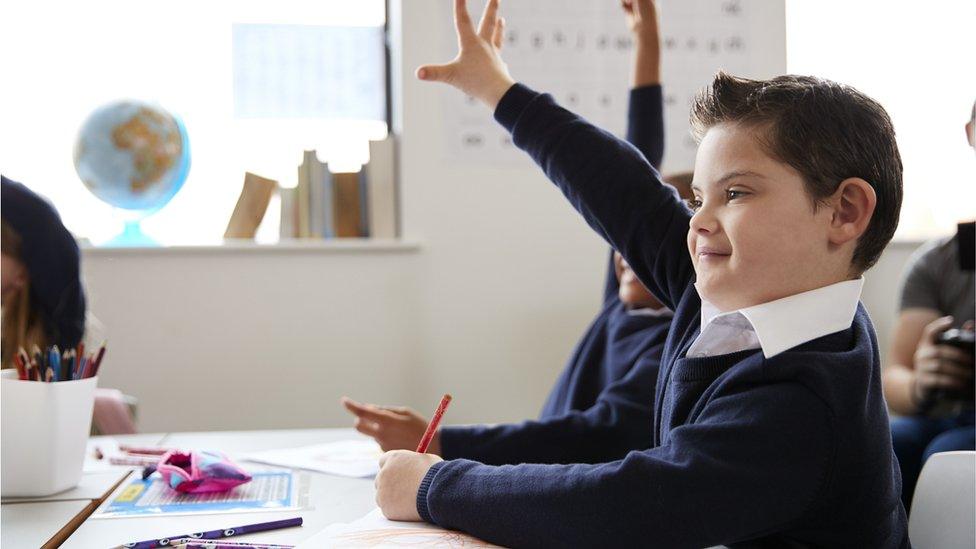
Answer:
374;394;452;522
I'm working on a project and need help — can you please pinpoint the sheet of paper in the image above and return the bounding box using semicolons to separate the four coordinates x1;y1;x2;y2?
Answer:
242;440;382;478
91;469;310;518
440;0;786;173
297;508;502;548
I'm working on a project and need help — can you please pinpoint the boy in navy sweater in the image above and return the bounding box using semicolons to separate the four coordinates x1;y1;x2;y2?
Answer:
343;0;682;466
373;1;909;547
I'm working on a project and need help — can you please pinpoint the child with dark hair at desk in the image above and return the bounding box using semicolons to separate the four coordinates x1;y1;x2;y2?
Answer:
373;0;909;546
343;0;689;465
1;175;87;368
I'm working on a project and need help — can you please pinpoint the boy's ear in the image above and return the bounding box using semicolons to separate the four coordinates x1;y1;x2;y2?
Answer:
827;177;877;246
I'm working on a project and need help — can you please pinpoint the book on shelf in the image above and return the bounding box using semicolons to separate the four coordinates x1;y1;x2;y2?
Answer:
366;136;398;239
333;170;368;238
279;186;297;239
280;137;399;241
224;172;277;239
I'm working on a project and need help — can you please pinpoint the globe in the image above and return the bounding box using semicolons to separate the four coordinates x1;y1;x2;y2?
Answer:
73;100;190;245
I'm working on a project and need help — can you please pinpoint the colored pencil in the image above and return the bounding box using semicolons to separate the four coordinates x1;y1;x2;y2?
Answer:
116;517;303;549
12;351;27;380
90;340;107;377
49;347;61;382
176;542;295;549
119;445;173;456
108;455;159;467
416;394;452;453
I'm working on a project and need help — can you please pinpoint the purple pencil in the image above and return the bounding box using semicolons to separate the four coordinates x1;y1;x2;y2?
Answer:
177;542;295;549
116;517;303;549
175;542;294;549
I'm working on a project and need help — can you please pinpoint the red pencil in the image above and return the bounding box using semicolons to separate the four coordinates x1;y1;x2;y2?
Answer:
12;352;27;380
416;394;452;453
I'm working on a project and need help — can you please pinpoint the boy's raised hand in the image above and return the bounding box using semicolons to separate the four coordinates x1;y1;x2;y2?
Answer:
340;396;441;455
416;0;516;109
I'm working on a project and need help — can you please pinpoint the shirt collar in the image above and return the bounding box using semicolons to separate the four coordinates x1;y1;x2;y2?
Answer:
696;277;864;358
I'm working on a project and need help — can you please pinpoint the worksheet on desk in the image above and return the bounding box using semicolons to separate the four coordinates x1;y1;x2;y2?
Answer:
297;508;502;548
90;468;311;518
242;439;382;478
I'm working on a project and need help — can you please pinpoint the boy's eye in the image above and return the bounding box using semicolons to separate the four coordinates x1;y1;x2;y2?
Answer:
686;198;702;211
726;189;748;201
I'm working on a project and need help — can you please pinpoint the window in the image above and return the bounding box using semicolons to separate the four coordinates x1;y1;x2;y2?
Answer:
785;0;976;240
0;0;387;245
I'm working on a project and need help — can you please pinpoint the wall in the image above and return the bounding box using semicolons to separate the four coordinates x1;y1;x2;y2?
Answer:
80;1;925;433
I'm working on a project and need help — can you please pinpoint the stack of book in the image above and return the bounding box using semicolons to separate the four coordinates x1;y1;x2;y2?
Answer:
279;136;398;240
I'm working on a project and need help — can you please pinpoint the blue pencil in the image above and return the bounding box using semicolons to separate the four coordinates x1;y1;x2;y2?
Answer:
49;347;61;382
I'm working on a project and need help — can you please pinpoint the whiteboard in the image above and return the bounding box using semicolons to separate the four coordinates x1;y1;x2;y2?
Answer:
440;0;786;173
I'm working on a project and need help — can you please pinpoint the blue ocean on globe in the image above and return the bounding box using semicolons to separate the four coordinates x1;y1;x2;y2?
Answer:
74;100;191;217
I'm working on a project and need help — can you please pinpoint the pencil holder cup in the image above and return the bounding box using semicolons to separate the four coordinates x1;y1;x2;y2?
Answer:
1;370;98;497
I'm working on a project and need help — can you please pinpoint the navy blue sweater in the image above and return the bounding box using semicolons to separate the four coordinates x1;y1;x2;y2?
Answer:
440;86;671;465
417;85;909;548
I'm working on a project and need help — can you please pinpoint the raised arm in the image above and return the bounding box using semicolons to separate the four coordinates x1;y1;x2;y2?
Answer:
418;0;693;309
623;0;665;168
605;0;666;301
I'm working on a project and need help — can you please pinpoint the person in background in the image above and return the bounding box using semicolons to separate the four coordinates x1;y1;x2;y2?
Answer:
1;175;87;368
883;100;976;510
342;0;692;463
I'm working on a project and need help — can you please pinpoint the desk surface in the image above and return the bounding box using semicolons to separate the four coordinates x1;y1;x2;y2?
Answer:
63;429;376;549
2;434;165;504
1;499;94;549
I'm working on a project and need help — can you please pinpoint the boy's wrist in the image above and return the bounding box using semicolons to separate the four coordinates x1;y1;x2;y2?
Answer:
482;76;517;110
416;460;446;524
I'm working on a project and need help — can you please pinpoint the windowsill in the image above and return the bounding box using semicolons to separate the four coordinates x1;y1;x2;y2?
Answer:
80;238;420;255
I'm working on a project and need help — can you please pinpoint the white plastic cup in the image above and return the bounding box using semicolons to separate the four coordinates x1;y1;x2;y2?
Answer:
1;369;97;497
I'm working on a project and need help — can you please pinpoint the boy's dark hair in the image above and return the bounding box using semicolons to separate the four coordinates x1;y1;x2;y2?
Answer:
690;72;903;273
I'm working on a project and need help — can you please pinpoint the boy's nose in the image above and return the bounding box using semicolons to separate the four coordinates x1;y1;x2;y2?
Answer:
689;208;719;235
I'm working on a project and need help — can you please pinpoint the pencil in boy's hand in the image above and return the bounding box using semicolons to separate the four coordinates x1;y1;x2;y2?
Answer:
416;394;452;453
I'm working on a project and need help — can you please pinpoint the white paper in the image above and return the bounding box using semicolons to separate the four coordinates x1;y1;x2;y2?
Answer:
242;439;382;478
297;508;503;548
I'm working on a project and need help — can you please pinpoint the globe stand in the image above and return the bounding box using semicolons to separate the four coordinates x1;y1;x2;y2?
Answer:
104;219;158;247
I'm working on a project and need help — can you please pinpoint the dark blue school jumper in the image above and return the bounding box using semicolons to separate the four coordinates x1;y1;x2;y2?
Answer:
418;85;910;548
439;86;672;465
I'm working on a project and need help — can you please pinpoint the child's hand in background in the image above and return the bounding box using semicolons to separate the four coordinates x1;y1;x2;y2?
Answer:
341;397;441;455
622;0;659;45
416;0;515;109
375;450;443;521
622;0;661;87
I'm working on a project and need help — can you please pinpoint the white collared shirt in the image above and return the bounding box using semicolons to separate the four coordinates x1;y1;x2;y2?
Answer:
686;278;865;359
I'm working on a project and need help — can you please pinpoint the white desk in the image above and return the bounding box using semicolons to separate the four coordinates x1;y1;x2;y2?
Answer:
2;500;95;549
1;433;168;548
63;429;376;549
2;433;166;505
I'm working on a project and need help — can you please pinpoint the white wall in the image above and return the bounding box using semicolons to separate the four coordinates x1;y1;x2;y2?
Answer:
80;1;926;433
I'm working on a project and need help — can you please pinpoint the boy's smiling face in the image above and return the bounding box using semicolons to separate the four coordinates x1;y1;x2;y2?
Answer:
688;122;853;312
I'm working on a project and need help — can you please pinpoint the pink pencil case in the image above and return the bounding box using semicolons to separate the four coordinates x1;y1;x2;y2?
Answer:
156;450;252;494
